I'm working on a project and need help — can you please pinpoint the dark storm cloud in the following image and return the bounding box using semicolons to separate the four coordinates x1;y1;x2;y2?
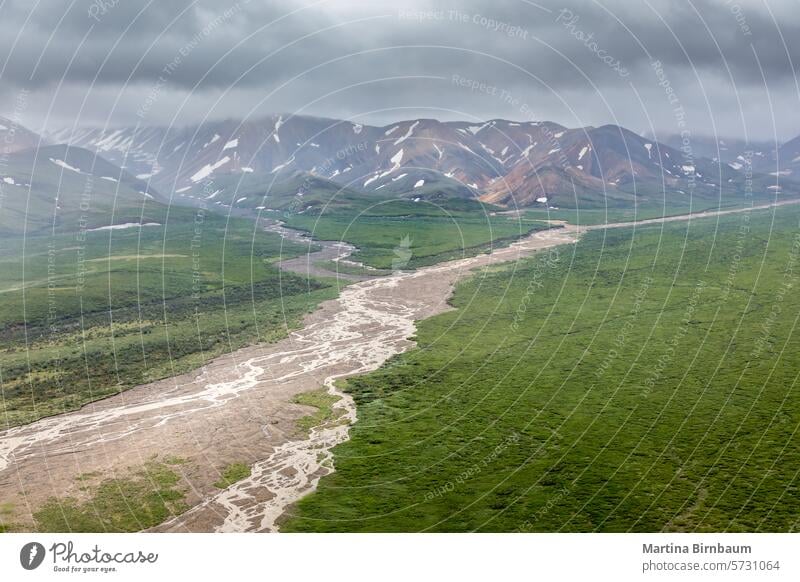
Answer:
1;0;798;139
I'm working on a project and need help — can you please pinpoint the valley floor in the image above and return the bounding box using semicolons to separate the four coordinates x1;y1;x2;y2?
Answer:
2;198;799;532
0;222;575;532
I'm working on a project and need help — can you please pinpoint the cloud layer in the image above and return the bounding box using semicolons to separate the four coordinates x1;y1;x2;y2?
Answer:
1;0;798;140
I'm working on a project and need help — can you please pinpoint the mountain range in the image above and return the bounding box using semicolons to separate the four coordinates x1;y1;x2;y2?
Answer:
49;115;796;210
1;113;797;235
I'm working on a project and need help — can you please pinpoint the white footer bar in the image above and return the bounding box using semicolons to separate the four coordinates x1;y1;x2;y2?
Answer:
1;533;797;581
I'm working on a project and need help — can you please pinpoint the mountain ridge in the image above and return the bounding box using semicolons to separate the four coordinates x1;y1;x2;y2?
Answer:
43;114;800;211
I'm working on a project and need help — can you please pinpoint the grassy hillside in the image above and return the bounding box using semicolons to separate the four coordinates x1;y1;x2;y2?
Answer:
171;170;357;212
283;205;800;532
0;210;335;427
0;145;161;236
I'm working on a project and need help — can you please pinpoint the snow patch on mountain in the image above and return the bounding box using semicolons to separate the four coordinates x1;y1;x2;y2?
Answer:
393;121;419;146
190;156;231;182
50;158;82;173
89;222;161;231
271;156;295;174
272;116;283;143
203;134;221;148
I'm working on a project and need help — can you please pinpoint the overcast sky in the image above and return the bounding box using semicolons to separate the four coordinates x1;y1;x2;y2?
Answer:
1;0;798;141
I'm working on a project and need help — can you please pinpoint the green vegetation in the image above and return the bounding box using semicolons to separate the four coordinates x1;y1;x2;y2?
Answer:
0;210;336;427
284;205;800;532
286;197;550;269
214;463;252;489
520;197;761;226
34;458;187;532
0;186;549;428
293;389;346;436
0;503;17;532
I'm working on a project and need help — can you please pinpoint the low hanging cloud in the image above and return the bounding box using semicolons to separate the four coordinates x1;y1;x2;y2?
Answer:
1;0;798;140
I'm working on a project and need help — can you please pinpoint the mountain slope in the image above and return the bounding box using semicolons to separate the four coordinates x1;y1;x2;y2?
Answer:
50;115;798;210
0;115;43;155
765;135;800;179
0;144;164;236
